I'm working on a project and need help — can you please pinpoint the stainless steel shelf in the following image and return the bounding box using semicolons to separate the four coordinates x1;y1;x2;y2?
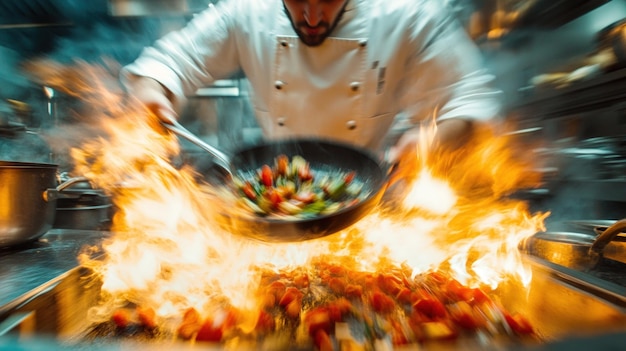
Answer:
513;68;626;119
509;0;610;30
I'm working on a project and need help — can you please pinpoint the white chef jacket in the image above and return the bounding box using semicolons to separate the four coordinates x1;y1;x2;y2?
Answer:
122;0;501;151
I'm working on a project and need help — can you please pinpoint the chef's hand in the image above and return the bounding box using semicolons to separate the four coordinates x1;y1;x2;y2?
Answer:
125;74;178;124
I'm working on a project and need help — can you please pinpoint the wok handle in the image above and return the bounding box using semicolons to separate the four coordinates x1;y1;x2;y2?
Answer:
589;218;626;256
161;120;232;175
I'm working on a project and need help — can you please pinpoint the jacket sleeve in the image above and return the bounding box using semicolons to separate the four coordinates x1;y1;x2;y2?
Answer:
121;0;242;100
400;1;502;125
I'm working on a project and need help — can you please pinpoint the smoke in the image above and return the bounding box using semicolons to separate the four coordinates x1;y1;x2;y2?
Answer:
46;20;165;66
0;9;189;168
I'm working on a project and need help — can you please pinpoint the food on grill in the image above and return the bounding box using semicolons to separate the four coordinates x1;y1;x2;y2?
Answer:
233;155;365;218
107;258;536;349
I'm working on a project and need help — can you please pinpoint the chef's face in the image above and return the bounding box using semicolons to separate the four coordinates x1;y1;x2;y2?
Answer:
283;0;349;47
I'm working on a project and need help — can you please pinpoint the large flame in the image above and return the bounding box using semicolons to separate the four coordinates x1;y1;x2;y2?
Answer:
28;61;548;327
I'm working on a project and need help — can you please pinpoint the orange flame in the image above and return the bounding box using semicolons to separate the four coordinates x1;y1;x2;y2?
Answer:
28;61;548;325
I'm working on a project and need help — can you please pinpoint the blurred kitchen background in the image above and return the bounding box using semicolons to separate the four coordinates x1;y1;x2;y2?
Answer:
1;0;626;221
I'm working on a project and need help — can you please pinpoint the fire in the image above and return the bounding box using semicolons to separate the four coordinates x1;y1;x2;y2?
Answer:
28;61;548;334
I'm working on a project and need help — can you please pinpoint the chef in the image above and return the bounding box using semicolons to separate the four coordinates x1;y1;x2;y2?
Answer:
122;0;501;167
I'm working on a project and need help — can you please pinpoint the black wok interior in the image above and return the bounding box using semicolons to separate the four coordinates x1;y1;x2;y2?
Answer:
201;138;389;242
232;138;384;185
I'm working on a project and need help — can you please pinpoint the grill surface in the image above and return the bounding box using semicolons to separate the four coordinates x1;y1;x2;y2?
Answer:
0;254;624;350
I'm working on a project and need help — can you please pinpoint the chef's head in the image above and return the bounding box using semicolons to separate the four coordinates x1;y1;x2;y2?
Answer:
283;0;349;47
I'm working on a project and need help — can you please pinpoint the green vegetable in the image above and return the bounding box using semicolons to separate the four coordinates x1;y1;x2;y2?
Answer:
233;155;365;220
325;178;347;200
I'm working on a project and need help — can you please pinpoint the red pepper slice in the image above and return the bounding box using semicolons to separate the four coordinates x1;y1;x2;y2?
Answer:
261;164;273;187
241;182;256;200
275;154;289;176
344;171;356;184
266;188;284;208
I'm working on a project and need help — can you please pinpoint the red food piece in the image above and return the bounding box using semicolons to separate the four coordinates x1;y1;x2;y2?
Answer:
344;284;363;299
449;302;482;330
260;291;277;309
377;273;404;296
326;264;346;277
221;307;240;333
241;181;256;200
425;271;448;285
396;288;413;305
111;308;132;328
177;308;202;340
278;286;303;307
370;290;396;314
326;298;352;322
255;310;275;333
314;329;334;351
285;298;302;319
267;280;287;300
261;164;274;187
136;306;157;329
390;320;410;346
445;279;475;302
328;277;346;294
275;154;289;176
344;171;356;184
304;307;332;336
413;298;447;320
504;313;534;335
293;273;310;289
266;188;284;208
196;317;223;342
471;288;492;305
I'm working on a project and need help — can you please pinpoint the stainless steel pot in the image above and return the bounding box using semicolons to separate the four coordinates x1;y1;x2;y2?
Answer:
53;203;112;231
518;219;626;271
51;173;112;231
0;162;91;247
0;161;58;247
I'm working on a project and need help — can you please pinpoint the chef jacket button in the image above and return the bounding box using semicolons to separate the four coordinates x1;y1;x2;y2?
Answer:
350;82;360;91
358;40;367;47
346;120;357;130
277;117;286;126
280;40;289;47
275;81;284;90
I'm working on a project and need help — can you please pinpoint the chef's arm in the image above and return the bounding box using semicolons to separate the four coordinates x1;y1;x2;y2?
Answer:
124;74;178;122
432;117;475;150
120;1;241;119
386;117;476;163
387;3;501;163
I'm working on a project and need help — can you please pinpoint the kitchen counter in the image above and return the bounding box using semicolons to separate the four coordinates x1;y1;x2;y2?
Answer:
0;229;109;319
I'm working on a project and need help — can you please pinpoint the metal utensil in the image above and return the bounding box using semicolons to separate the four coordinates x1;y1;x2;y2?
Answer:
161;119;233;176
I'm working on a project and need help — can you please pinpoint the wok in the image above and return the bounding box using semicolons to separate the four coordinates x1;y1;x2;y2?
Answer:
164;121;392;242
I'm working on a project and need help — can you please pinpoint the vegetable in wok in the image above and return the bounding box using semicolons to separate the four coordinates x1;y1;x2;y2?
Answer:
233;154;366;219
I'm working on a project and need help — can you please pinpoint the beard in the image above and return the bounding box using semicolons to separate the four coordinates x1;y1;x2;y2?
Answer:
283;2;348;47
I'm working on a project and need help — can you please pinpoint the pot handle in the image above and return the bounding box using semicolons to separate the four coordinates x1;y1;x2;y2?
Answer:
42;176;93;202
589;218;626;257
